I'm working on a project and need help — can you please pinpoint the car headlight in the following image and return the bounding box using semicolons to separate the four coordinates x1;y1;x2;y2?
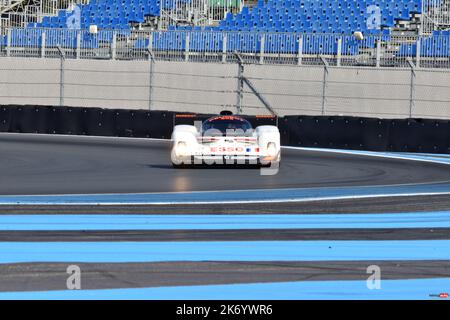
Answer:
175;141;188;157
267;142;277;157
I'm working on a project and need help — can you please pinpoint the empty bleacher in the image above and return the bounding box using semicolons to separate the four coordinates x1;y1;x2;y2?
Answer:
3;0;450;60
29;0;162;30
399;30;450;57
214;0;420;34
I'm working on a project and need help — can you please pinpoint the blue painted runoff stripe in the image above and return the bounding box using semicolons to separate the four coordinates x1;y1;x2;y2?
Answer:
1;240;450;263
294;147;450;165
1;182;450;205
0;277;449;300
1;212;450;230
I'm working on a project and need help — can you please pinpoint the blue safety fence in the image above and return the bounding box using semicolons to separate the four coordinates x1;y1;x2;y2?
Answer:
398;30;450;58
131;30;393;55
2;27;450;67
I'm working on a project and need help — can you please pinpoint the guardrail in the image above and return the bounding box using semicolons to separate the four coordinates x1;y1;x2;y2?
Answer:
0;27;450;68
2;105;450;154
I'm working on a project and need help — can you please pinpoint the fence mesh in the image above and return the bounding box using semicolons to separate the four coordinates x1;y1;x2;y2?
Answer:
1;28;450;68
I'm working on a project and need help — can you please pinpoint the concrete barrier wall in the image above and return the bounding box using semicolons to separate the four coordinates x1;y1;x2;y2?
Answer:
151;61;237;114
325;68;412;118
64;59;150;110
0;57;449;119
243;64;324;115
0;58;60;106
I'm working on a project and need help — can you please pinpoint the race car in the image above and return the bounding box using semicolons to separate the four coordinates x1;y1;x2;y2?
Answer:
171;111;280;167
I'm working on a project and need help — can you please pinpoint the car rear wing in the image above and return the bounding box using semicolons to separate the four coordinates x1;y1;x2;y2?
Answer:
173;113;278;128
173;113;211;127
253;115;278;127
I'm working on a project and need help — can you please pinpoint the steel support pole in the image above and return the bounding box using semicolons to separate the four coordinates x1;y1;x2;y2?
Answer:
259;34;265;65
235;52;244;114
297;35;303;66
416;38;421;68
407;58;416;118
147;48;155;111
320;55;329;116
185;32;190;62
41;31;46;58
57;46;66;107
222;33;227;63
336;38;342;67
111;31;117;60
6;28;10;57
376;39;381;68
76;31;81;59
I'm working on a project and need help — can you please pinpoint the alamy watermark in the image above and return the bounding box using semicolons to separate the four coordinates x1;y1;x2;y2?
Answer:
66;265;81;290
366;265;381;290
66;6;81;30
366;5;382;30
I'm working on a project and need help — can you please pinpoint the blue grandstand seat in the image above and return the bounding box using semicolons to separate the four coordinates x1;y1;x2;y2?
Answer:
398;31;450;57
20;0;449;58
214;0;421;34
10;29;43;47
44;29;77;48
29;0;420;34
32;0;161;30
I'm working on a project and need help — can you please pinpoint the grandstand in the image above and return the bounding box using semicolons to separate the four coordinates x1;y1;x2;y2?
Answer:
1;0;450;66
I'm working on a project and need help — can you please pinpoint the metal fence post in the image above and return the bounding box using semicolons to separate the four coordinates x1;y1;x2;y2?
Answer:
147;48;155;110
337;37;342;67
320;56;329;116
235;53;244;114
222;33;227;63
76;31;81;59
111;31;116;60
375;39;381;68
41;31;46;58
184;32;190;62
6;28;11;57
416;38;421;68
297;35;303;66
243;77;277;116
407;58;416;118
57;46;66;107
376;39;381;67
148;31;153;53
259;34;265;65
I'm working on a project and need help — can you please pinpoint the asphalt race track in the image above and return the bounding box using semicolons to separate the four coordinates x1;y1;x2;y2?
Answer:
1;133;450;195
0;133;450;299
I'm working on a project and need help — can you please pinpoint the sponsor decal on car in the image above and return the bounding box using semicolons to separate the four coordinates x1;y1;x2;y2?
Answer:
209;147;260;153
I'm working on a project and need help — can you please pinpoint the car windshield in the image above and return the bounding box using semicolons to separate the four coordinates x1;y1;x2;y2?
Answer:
202;116;253;136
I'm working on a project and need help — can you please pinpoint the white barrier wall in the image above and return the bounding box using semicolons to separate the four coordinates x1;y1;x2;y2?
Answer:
1;57;450;119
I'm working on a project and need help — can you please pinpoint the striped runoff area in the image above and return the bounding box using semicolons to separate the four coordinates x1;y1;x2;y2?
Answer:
0;212;449;230
2;278;450;300
0;210;449;299
0;149;449;299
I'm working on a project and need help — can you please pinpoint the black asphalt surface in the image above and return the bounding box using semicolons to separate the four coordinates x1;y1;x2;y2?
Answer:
1;133;450;195
0;228;449;241
2;194;450;214
1;261;450;292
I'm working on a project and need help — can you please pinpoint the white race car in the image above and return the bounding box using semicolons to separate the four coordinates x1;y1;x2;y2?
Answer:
171;112;280;167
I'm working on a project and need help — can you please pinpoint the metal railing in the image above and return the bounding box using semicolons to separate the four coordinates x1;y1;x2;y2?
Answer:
1;27;450;68
422;0;450;34
160;0;243;28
